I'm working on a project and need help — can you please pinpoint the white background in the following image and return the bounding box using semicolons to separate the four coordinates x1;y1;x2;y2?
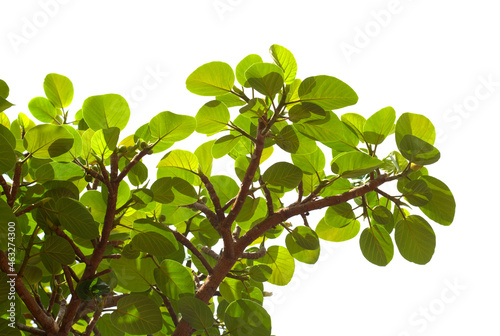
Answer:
2;1;500;335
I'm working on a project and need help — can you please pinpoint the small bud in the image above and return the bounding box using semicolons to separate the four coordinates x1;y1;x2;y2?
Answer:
158;215;166;223
118;146;127;153
84;175;93;183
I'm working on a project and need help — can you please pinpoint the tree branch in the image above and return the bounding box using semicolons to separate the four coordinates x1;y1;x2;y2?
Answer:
183;202;219;230
198;172;224;223
235;174;390;252
8;162;23;207
15;323;47;335
116;148;150;182
53;226;89;264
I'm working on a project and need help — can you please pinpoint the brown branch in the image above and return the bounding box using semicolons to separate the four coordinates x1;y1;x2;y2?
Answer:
201;246;220;260
0;175;11;203
15;323;47;335
241;245;266;260
15;200;47;217
8;162;23;207
116;148;150;182
0;251;59;334
83;306;103;336
221;196;236;212
109;152;119;182
259;176;274;216
198;172;224;223
162;226;214;274
183;202;219;230
102;254;122;259
90;268;112;279
153;286;179;326
62;266;76;297
235;174;390;252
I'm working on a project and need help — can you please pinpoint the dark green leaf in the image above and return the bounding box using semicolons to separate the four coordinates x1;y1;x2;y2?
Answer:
331;151;382;178
56;197;99;239
363;106;396;145
262;162;303;189
110;294;163;335
395;215;436;264
178;296;214;331
359;225;394;266
418;176;455;226
224;299;271;336
245;63;284;97
236;54;263;87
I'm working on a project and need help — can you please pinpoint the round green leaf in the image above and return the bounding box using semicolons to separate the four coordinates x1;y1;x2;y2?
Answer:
110;256;156;291
395;215;436;265
262;162;303;189
341;113;366;142
418;176;455;226
270;44;297;84
195;100;230;135
210;175;239;206
396;112;436;146
236;54;263;87
402;180;433;206
154;259;195;300
151;177;198;205
56;197;99;239
245;62;284;97
363;106;396;145
91;127;120;159
149;111;196;142
224;299;271;336
331;151;382;178
254;245;294;286
42;235;75;265
110;294;162;335
157;149;199;172
249;265;273;282
0;133;16;174
132;231;177;257
359;225;394;266
285;230;320;264
290;226;320;250
96;314;125;336
315;218;361;242
28;97;58;123
0;79;9;99
324;203;356;228
43;73;74;108
398;134;440;165
371;205;394;233
178;296;215;331
24;124;74;159
212;134;240;159
82;94;130;131
297;75;358;111
291;147;325;175
186;61;235;96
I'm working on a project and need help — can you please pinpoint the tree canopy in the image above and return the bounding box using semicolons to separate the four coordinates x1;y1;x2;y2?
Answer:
0;45;455;336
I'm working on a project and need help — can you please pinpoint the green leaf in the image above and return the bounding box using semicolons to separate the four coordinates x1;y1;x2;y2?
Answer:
324;203;356;228
43;73;74;108
402;180;433;206
371;205;394;231
56;197;99;239
270;44;297;84
286;229;320;264
132;231;177;257
54;125;83;162
296;75;358;110
96;314;125;336
275;125;317;154
194;140;215;176
157;149;199;172
82;94;130;131
24;124;74;159
359;225;394;266
186;61;235;96
224;299;271;336
0;96;14;112
178;296;215;331
291;148;325;175
154;259;195;300
249;265;273;282
396;112;436;146
245;62;284;97
363;106;396;145
110;256;156;291
0;134;16;174
418;176;455;226
262;162;303;189
331;151;382;178
395;215;436;265
151;177;198;205
195;100;230;135
316;218;360;242
91;127;120;159
341;113;366;142
212;134;240;159
398;134;440;165
0;79;9;99
255;245;294;286
28;97;58;123
210;175;239;206
290;226;320;250
236;54;263;87
110;294;163;335
149;111;196;142
294;111;357;147
42;235;75;265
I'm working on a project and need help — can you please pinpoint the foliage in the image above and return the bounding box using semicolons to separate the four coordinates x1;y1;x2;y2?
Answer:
0;46;455;336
